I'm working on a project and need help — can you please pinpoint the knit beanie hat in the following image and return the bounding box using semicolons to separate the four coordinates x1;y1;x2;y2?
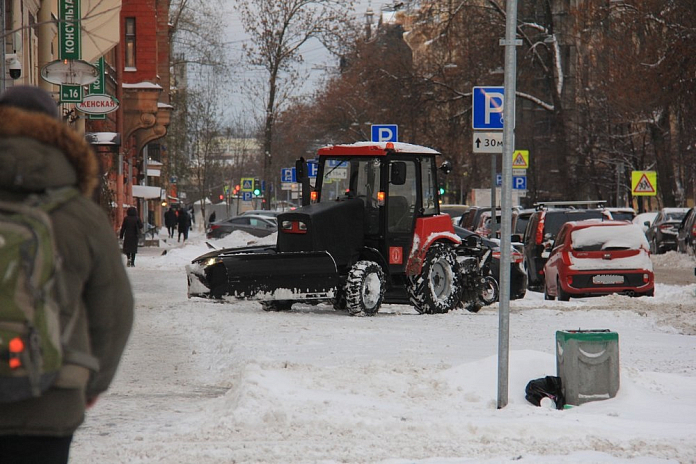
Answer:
0;85;60;119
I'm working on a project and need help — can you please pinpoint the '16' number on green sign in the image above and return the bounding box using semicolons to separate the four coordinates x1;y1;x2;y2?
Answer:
61;85;83;103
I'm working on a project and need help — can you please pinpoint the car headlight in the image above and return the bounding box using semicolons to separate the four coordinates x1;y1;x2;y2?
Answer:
205;257;222;267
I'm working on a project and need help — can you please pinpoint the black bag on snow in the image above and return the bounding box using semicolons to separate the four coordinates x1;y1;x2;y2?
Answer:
525;376;565;410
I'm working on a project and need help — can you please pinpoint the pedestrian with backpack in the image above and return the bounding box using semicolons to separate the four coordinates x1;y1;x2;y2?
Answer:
0;86;134;463
120;206;143;267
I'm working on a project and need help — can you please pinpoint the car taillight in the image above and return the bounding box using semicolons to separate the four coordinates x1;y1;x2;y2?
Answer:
210;224;220;230
566;275;573;286
659;224;672;230
535;215;545;245
643;273;650;283
691;225;696;237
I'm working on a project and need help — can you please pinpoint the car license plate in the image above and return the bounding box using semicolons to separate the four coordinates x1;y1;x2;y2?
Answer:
592;274;624;285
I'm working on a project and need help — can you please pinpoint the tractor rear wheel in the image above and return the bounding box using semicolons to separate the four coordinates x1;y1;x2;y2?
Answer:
345;261;385;316
408;243;461;314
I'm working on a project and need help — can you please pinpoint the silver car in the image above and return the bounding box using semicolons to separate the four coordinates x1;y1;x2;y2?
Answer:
206;214;277;239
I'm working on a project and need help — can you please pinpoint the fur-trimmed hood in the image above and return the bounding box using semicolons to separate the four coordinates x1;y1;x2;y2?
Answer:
0;106;98;196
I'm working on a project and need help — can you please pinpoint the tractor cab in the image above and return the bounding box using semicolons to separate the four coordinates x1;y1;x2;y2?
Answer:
295;142;456;302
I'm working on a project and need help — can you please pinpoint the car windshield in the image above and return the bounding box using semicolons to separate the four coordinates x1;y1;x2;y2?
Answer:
665;212;687;221
545;210;606;237
319;157;381;204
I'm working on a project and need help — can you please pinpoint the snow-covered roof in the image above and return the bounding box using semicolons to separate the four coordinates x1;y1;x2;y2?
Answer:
324;141;440;155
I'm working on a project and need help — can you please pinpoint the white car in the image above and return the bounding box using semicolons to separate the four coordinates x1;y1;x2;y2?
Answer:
632;211;658;234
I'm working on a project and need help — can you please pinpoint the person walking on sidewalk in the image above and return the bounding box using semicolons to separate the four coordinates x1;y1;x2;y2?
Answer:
0;85;133;464
177;206;191;242
120;206;143;267
164;206;177;238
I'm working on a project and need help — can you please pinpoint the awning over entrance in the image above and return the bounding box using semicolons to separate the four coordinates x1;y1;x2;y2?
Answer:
132;185;163;199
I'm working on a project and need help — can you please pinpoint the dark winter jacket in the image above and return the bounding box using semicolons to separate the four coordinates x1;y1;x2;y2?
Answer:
0;105;134;436
164;207;177;227
120;207;143;254
177;208;191;232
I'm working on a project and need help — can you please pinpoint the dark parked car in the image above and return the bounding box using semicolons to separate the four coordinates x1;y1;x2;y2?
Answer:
543;221;654;301
440;204;470;226
206;214;278;239
645;207;690;254
523;205;609;290
677;207;696;255
454;226;527;300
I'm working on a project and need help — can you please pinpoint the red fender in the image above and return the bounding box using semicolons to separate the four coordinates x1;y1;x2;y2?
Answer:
406;214;461;276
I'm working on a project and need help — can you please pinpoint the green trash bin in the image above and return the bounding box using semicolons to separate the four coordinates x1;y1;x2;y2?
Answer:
556;330;619;406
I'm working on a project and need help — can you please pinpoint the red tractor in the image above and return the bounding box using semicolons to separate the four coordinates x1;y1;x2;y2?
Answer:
187;141;466;316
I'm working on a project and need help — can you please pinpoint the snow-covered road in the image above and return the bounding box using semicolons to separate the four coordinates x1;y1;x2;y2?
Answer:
69;229;696;463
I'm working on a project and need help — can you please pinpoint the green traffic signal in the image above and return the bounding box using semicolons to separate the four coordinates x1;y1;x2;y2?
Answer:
253;188;261;196
439;187;445;195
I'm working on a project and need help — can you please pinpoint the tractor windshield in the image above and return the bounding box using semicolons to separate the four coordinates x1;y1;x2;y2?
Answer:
319;157;381;205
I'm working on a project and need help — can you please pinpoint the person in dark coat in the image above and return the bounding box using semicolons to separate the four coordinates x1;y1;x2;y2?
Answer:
177;207;191;242
208;210;216;226
164;206;177;238
0;85;133;463
120;206;143;267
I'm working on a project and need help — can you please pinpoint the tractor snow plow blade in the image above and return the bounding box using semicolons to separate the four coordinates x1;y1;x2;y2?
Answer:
187;246;340;301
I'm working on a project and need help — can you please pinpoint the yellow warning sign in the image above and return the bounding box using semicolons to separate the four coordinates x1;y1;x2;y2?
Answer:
631;171;657;196
512;150;529;169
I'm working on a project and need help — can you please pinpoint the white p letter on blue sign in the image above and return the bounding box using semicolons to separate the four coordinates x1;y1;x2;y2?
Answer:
371;124;398;142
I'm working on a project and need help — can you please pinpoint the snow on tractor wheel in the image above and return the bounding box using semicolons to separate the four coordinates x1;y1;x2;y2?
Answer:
408;243;461;314
345;261;385;317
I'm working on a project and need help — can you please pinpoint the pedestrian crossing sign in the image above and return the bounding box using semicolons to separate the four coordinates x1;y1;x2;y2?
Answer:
241;178;254;192
631;171;657;196
512;150;529;169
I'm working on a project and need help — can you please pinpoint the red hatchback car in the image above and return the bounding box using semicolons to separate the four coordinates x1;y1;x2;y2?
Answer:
543;220;654;301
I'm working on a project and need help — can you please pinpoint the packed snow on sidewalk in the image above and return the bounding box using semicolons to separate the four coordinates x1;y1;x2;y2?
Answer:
70;228;696;463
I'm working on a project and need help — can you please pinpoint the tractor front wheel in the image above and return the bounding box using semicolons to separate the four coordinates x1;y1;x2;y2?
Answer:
408;243;461;314
345;261;385;316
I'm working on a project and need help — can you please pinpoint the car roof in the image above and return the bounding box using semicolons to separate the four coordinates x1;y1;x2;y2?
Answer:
232;214;276;222
317;141;441;156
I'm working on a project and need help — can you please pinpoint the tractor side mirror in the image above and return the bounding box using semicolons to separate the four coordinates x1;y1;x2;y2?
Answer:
390;162;407;185
439;160;453;174
296;157;307;181
296;157;311;206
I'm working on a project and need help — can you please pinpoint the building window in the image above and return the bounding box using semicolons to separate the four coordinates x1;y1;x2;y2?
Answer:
125;18;136;69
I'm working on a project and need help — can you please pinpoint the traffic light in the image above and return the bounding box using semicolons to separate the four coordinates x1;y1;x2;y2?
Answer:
439;186;446;195
253;178;261;197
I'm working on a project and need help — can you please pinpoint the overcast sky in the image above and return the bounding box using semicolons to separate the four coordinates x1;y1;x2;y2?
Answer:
223;1;393;125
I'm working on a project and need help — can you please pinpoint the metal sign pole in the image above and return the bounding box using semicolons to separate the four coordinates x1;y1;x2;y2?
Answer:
497;0;520;409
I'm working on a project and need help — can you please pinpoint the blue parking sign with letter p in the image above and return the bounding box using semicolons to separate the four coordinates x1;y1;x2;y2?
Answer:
281;167;296;183
512;176;527;190
472;87;505;130
371;124;398;142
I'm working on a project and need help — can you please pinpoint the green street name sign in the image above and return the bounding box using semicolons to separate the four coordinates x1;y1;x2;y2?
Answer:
60;84;83;103
89;57;104;94
59;0;81;60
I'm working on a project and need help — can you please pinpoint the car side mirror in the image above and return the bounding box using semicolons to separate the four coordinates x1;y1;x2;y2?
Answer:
511;234;522;242
644;221;650;227
390;162;407;185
